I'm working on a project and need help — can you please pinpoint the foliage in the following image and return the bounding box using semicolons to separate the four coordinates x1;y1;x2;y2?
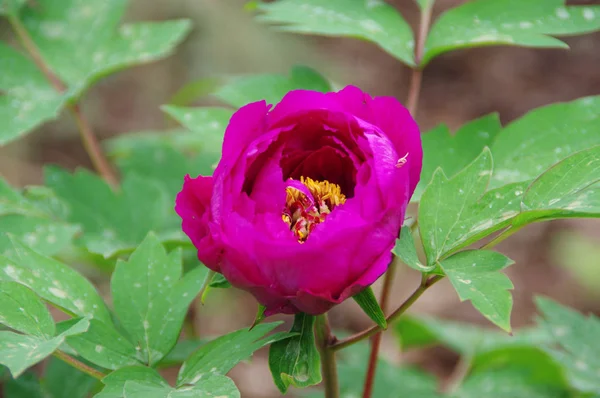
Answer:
1;0;599;397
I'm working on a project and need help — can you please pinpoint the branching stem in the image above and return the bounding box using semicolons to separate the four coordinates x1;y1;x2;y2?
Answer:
8;15;118;186
406;3;434;115
53;350;106;380
332;275;443;352
359;4;435;396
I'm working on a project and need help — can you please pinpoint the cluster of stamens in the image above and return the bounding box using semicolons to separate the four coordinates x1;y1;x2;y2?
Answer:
282;177;346;242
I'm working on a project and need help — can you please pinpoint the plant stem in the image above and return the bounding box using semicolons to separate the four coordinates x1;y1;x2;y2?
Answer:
332;275;443;352
8;15;65;92
71;104;118;186
316;314;339;398
199;270;216;304
480;225;524;250
53;350;106;380
8;15;118;186
361;260;397;398
406;3;434;115
442;354;473;393
360;4;434;393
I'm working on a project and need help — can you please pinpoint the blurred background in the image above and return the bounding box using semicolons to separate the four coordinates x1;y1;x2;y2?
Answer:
1;0;599;397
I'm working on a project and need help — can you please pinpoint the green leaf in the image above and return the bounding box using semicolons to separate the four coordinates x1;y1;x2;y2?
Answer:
56;318;141;370
178;322;289;386
209;273;232;289
0;0;26;16
104;129;198;159
470;347;568;388
123;375;240;398
212;65;332;108
161;106;232;137
456;368;570;398
491;96;600;187
0;181;69;219
440;250;514;332
414;114;502;201
1;1;191;144
2;373;45;398
257;1;415;66
0;239;111;323
517;146;600;220
44;356;97;398
268;313;321;393
352;287;387;329
167;77;221;107
394;226;434;272
114;143;216;194
111;234;206;366
0;317;89;377
424;1;600;66
395;317;567;397
161;106;232;166
420;143;599;265
251;305;267;329
0;215;78;256
45;167;181;258
0;179;78;255
143;265;208;366
0;177;31;216
419;150;493;263
418;148;531;263
0;42;66;145
396;315;552;356
18;1;190;91
419;149;495;263
156;339;205;368
0;281;55;338
96;366;167;398
536;297;600;394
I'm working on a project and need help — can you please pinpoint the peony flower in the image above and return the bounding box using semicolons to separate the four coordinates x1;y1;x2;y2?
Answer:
176;85;422;316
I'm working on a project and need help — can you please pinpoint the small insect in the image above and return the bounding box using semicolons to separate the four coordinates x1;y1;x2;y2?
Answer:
396;152;409;168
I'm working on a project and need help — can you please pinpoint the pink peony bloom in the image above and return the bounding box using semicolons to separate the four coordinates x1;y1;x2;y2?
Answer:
176;86;422;316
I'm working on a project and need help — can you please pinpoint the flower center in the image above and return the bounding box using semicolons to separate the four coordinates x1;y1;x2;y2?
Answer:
282;176;346;242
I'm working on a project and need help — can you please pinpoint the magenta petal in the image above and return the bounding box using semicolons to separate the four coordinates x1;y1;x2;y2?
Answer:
268;90;345;127
221;101;270;165
291;291;337;315
339;242;394;301
366;97;422;197
329;85;374;122
175;175;223;271
334;85;422;198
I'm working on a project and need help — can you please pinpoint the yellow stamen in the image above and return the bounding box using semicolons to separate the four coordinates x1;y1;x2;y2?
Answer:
301;176;346;207
282;177;346;242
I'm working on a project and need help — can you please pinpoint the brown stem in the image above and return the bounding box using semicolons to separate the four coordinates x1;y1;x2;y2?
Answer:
53;350;106;380
405;3;434;115
316;314;339;398
332;275;443;352
8;15;66;92
8;15;118;186
406;69;423;116
71;105;118;186
442;354;473;393
361;260;397;398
